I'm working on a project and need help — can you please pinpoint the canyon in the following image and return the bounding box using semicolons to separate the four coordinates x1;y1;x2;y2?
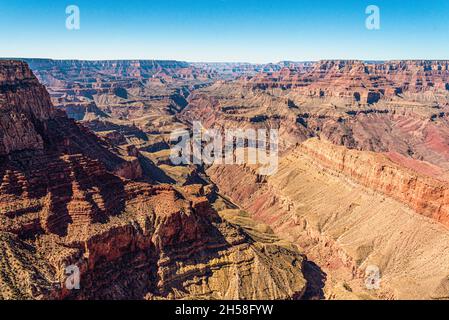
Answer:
1;58;449;300
207;139;449;299
0;60;308;300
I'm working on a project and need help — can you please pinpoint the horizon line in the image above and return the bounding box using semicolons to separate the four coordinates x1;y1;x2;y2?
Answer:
4;57;449;65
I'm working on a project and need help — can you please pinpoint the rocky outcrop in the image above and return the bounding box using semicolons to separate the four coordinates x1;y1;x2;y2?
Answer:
0;61;53;154
0;60;53;120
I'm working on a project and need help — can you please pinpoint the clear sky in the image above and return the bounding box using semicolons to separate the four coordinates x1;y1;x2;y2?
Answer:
0;0;448;63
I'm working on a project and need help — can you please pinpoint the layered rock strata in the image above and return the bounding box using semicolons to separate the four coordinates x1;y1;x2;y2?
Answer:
207;139;449;299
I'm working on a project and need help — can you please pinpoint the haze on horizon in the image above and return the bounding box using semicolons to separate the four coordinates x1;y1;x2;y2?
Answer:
1;0;449;63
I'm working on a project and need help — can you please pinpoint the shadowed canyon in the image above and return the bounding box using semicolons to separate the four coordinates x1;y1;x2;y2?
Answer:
1;58;449;300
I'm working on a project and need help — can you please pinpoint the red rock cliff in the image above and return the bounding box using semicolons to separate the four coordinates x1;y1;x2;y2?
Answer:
0;60;54;154
297;138;449;226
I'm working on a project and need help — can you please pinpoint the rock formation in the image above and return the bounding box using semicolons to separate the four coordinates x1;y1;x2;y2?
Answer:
245;60;449;104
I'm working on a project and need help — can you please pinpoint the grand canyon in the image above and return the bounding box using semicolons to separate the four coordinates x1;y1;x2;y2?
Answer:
1;57;449;301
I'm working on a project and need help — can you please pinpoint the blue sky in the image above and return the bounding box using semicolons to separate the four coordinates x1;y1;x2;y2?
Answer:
0;0;448;62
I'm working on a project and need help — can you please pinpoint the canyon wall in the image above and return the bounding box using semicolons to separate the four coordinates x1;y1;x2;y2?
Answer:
207;138;449;299
245;60;449;104
298;138;449;226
